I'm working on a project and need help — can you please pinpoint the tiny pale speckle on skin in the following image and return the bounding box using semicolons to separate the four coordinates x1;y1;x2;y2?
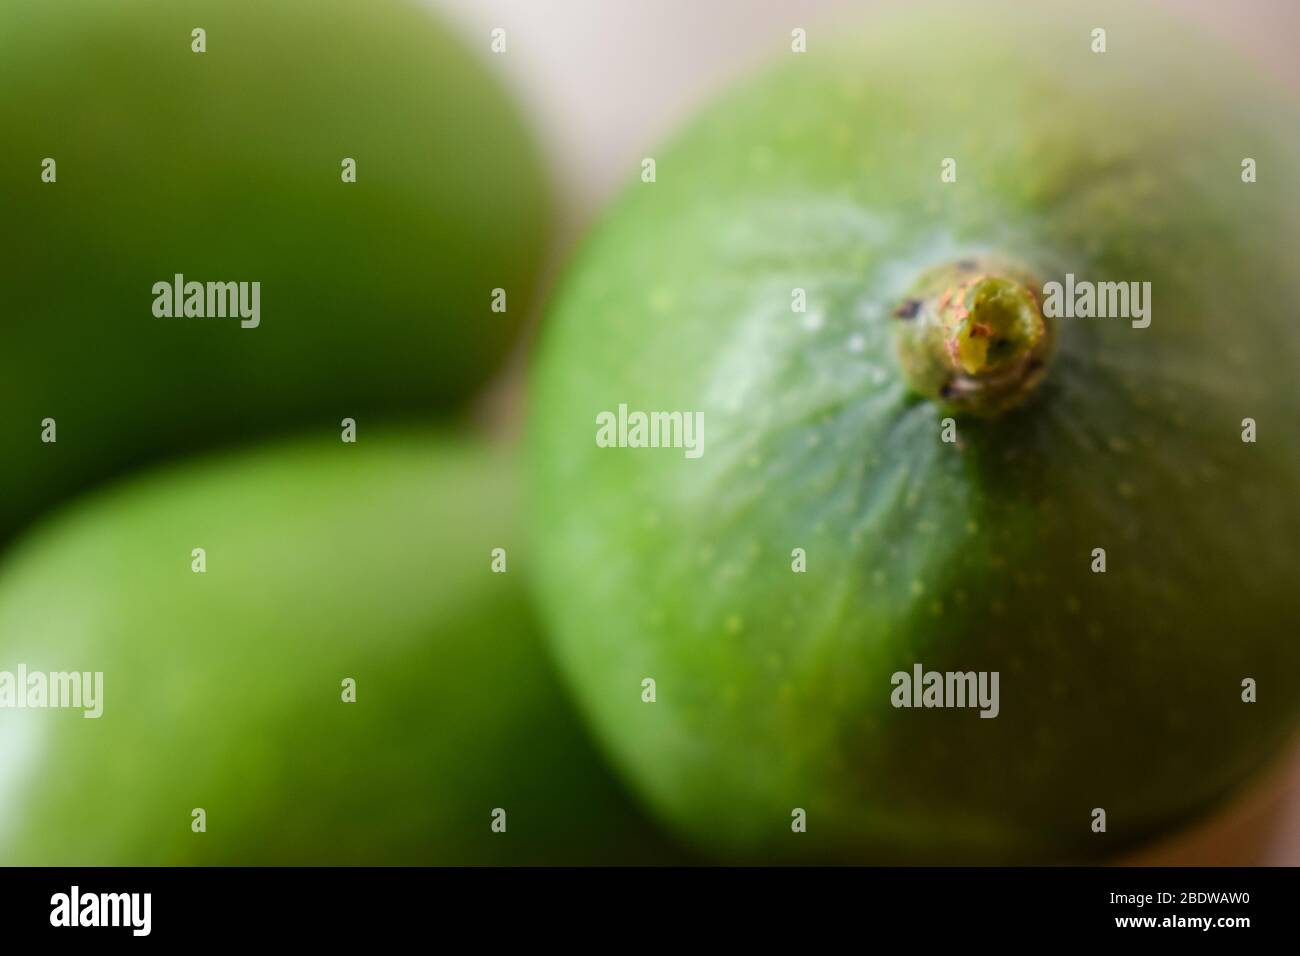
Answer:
649;288;675;312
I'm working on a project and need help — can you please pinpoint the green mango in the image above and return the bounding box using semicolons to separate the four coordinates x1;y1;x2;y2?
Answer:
0;0;547;544
0;432;677;864
529;2;1300;863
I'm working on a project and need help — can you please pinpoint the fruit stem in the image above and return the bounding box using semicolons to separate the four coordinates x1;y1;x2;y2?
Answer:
894;257;1053;416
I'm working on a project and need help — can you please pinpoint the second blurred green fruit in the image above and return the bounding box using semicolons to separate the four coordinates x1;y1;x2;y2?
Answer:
0;433;673;864
0;0;548;543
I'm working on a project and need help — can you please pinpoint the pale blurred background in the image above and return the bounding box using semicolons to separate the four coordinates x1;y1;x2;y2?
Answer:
428;0;1300;865
434;0;1300;242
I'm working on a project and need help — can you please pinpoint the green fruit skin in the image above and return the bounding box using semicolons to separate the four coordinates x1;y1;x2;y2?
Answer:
0;0;547;544
530;2;1300;863
0;432;679;865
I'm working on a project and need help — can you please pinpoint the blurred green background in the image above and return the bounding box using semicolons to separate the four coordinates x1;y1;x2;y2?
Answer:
0;0;683;866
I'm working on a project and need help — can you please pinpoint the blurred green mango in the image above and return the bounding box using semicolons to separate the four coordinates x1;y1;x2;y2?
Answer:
0;432;677;864
0;0;548;544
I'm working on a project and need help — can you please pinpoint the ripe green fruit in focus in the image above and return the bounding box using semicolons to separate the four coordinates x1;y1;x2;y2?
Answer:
529;3;1300;862
0;0;547;543
0;433;673;864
